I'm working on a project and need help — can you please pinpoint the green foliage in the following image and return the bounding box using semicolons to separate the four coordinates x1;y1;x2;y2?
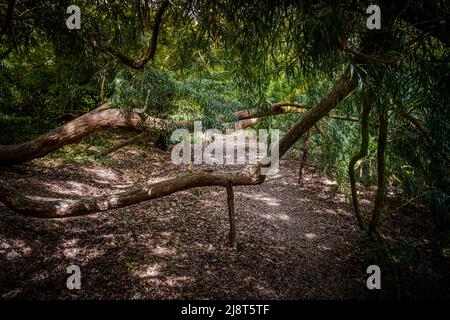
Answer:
0;0;448;232
110;67;177;114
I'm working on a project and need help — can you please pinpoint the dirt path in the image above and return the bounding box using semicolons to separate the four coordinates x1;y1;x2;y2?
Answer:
0;144;446;299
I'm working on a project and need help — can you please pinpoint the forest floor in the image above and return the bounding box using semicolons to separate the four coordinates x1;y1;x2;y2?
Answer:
0;133;449;299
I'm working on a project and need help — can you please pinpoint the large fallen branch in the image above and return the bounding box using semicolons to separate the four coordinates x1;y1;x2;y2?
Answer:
0;105;180;165
0;166;262;218
0;70;357;217
0;102;306;166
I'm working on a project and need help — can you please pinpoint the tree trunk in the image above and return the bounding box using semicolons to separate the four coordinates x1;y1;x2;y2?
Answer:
348;102;371;230
369;107;389;236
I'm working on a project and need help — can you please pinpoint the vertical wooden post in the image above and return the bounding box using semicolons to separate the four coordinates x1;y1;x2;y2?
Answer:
226;179;237;249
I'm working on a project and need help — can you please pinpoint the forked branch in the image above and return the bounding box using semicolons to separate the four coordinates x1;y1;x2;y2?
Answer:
89;0;170;69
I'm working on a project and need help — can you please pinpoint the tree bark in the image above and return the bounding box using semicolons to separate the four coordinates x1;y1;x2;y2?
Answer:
348;102;371;230
369;107;389;236
0;102;314;166
0;105;177;165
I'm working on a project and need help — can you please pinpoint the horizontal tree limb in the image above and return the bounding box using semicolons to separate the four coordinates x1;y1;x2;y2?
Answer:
0;70;357;217
339;39;397;66
0;166;263;218
0;101;312;166
0;105;172;165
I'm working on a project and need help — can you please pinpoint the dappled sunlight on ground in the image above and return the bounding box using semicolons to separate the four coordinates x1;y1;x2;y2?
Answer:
0;151;366;298
0;145;446;299
239;192;281;207
83;167;121;183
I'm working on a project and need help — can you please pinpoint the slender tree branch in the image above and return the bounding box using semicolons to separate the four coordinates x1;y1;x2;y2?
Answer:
348;102;371;231
369;108;389;236
89;0;170;69
339;39;397;66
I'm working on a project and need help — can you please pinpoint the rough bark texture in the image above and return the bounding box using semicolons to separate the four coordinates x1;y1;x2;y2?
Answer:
348;103;371;230
0;105;174;165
